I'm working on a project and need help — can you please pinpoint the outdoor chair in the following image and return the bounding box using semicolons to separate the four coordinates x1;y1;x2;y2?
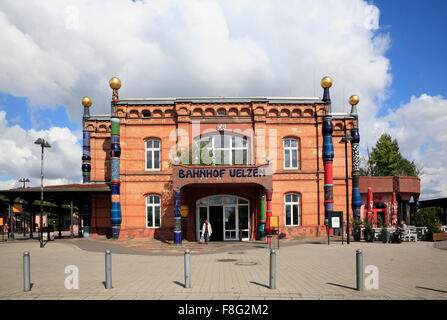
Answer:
401;229;417;242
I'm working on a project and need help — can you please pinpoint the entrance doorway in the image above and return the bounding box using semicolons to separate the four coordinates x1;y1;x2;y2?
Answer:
196;195;250;242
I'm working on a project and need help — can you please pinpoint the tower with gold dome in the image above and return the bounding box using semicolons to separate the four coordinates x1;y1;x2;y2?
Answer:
349;95;362;219
321;76;334;227
109;77;122;239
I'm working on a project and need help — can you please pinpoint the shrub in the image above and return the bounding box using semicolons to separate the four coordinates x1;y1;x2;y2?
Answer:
417;208;442;233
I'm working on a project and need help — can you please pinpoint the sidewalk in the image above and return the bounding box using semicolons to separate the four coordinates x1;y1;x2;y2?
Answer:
1;238;446;300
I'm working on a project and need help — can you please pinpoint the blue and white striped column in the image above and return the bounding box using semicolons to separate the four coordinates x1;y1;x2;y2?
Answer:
81;97;92;237
174;189;182;244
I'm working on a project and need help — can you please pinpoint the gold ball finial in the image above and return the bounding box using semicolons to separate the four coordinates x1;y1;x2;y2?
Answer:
349;95;360;106
320;76;333;89
81;96;92;107
109;77;121;90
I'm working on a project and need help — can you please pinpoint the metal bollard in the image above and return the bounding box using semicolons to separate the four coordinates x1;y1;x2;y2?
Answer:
23;251;31;292
184;249;191;288
356;249;363;291
105;250;112;289
269;249;276;289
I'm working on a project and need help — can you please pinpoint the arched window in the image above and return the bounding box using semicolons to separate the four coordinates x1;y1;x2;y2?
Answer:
195;133;249;165
145;139;160;170
146;194;161;228
284;193;300;226
283;138;299;169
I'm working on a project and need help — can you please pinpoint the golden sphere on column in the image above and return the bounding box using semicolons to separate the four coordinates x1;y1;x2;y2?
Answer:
81;96;92;107
349;95;360;106
109;77;122;90
320;76;333;89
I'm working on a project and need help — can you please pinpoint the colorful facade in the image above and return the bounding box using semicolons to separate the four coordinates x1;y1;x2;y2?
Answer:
83;78;358;242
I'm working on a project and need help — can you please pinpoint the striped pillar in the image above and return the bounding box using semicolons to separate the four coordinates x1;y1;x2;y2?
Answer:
321;77;334;227
349;96;362;220
265;189;273;234
81;98;91;183
259;194;266;240
81;97;92;237
174;189;182;244
109;78;122;240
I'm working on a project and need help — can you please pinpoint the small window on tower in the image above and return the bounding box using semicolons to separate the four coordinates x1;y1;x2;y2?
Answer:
142;111;151;118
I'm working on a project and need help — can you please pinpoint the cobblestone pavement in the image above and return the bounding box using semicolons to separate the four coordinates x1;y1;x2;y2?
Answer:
0;239;446;300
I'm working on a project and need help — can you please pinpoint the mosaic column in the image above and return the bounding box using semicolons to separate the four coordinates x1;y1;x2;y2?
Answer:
321;77;334;226
109;77;122;239
259;194;266;240
81;97;92;237
349;95;362;220
174;188;182;245
265;189;273;244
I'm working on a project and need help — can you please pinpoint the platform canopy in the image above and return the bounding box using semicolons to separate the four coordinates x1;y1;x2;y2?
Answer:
0;183;110;206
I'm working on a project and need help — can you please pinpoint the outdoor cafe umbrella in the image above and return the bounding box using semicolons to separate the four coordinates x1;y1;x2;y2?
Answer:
392;192;398;226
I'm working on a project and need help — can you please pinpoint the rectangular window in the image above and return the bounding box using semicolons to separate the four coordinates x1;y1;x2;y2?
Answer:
284;138;299;170
147;195;161;228
146;139;161;170
284;193;300;226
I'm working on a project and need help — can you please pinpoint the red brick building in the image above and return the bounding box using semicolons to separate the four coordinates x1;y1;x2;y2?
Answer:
84;83;358;241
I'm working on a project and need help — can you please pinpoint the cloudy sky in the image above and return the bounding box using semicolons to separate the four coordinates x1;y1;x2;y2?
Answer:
0;0;445;200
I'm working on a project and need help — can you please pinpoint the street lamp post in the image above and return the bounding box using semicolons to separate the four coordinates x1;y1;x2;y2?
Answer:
34;138;51;248
19;178;30;188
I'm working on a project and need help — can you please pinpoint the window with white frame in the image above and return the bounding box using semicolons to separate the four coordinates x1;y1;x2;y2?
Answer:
146;139;160;170
196;133;249;165
146;195;161;228
283;138;299;169
284;193;300;226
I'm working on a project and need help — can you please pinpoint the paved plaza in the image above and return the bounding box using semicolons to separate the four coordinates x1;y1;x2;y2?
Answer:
0;237;446;300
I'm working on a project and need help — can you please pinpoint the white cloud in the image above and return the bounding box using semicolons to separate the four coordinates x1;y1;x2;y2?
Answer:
10;0;447;200
372;94;447;200
0;0;391;121
0;111;82;188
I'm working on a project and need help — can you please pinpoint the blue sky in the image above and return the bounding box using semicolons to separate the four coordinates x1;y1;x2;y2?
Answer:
373;0;447;115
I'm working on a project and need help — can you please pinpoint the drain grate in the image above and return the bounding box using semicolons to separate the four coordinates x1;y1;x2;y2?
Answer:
217;259;237;262
235;261;257;266
228;251;246;255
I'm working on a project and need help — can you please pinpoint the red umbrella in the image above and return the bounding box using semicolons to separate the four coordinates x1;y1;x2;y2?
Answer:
392;193;398;226
367;187;373;222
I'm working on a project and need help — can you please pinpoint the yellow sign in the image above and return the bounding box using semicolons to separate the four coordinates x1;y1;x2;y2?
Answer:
269;216;279;228
180;205;189;218
13;204;23;213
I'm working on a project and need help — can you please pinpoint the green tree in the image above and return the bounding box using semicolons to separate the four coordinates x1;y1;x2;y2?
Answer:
362;133;421;177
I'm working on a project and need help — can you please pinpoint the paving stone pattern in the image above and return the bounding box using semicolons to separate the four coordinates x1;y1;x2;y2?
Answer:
0;239;446;300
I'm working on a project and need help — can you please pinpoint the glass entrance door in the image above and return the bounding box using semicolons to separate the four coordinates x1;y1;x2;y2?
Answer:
224;206;237;240
196;195;250;241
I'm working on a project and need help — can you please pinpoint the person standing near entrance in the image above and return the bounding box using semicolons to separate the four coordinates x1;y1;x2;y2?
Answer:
201;219;212;244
